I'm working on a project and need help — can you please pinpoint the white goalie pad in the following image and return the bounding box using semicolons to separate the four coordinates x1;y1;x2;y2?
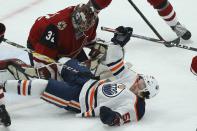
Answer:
0;70;15;82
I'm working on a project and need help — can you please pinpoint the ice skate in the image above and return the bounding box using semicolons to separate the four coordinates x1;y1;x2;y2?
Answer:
171;22;191;40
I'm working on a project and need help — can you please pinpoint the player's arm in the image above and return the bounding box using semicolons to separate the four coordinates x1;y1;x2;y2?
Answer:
99;106;122;126
27;21;59;60
99;104;133;126
88;26;133;78
100;96;146;126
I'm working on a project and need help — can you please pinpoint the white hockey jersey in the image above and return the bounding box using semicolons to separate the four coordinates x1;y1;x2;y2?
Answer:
77;44;145;123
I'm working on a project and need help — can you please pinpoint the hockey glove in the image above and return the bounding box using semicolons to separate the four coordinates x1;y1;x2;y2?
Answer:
0;23;6;44
111;26;133;47
89;39;107;61
100;106;122;126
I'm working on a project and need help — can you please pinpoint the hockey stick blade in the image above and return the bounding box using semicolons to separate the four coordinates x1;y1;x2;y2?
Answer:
164;37;181;47
164;38;197;52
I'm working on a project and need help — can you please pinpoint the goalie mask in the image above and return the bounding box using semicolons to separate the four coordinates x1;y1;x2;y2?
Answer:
137;75;159;99
72;4;98;32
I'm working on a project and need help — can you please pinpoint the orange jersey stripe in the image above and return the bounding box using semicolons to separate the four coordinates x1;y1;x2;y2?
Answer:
89;80;106;112
110;61;124;72
42;93;69;106
89;87;96;110
70;101;80;109
22;80;27;96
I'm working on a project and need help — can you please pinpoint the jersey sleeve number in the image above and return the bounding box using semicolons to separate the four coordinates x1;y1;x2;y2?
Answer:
122;112;130;123
40;24;58;48
46;31;55;43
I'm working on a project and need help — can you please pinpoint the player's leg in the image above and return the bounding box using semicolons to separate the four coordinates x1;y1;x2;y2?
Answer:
147;0;191;40
40;79;81;113
3;79;48;97
0;79;49;127
0;78;82;126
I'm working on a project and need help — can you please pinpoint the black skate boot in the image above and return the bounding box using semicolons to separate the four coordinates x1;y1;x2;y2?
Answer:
0;82;11;127
0;104;11;127
171;22;191;40
0;81;6;92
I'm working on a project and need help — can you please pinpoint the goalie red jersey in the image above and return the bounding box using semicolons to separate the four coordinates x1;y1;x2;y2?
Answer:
27;6;97;60
27;0;112;61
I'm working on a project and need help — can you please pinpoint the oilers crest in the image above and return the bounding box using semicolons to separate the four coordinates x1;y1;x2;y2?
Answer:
102;83;125;97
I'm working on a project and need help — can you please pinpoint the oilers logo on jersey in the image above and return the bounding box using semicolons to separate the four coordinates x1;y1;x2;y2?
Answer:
102;83;125;97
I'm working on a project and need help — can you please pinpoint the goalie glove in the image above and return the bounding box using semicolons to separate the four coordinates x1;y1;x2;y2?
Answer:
88;40;108;61
100;106;122;126
88;39;108;70
111;26;133;47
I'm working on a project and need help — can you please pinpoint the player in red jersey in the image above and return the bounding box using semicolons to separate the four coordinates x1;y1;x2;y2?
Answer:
27;0;112;65
147;0;191;40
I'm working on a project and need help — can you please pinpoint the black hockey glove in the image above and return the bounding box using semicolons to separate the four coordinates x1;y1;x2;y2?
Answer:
0;23;6;44
100;106;122;126
111;26;133;47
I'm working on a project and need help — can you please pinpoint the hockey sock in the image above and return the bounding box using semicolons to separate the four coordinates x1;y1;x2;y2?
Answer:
156;1;178;27
4;79;48;96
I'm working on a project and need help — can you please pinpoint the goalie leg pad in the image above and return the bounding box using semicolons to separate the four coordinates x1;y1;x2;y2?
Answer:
37;63;61;80
41;79;81;113
0;59;32;80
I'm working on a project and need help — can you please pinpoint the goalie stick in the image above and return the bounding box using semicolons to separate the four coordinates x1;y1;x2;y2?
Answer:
101;26;197;52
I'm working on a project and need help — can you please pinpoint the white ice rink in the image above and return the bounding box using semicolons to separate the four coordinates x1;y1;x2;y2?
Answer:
0;0;197;131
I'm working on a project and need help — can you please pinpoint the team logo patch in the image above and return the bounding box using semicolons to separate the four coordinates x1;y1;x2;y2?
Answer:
102;83;125;97
57;21;67;30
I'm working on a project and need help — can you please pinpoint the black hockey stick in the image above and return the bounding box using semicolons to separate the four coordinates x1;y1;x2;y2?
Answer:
0;23;32;53
101;26;179;45
126;0;193;49
2;38;32;53
127;0;164;40
101;26;197;52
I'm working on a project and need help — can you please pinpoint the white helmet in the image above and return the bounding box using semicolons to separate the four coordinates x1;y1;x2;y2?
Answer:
138;75;159;99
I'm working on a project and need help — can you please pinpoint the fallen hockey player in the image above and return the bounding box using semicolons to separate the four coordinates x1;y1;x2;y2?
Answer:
0;26;159;127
